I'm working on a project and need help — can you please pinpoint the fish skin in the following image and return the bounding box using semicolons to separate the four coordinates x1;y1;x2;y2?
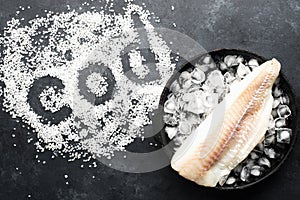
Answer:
171;59;281;187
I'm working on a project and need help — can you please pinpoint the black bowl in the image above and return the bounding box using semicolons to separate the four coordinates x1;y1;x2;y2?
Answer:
157;48;298;189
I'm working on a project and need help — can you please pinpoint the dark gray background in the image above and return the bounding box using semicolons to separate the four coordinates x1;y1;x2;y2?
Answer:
0;0;300;199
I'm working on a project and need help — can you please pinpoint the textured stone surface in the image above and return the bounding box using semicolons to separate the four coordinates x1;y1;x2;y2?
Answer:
0;0;300;199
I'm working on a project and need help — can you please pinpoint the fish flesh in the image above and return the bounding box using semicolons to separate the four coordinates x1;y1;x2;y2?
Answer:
171;59;281;187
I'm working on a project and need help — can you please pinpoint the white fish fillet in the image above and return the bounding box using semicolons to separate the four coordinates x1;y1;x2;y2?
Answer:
171;59;281;187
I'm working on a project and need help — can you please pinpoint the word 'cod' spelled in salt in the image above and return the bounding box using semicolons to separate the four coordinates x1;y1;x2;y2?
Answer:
0;1;175;160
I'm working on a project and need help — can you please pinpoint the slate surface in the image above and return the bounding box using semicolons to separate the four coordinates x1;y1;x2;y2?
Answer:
0;0;299;199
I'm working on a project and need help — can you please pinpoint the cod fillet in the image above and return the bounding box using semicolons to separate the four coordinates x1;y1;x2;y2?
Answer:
171;58;281;187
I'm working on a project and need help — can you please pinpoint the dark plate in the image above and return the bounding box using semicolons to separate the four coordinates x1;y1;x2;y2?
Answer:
156;48;298;189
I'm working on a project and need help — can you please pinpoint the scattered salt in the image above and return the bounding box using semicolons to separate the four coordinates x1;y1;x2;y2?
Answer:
0;2;175;162
39;87;67;113
86;73;109;97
